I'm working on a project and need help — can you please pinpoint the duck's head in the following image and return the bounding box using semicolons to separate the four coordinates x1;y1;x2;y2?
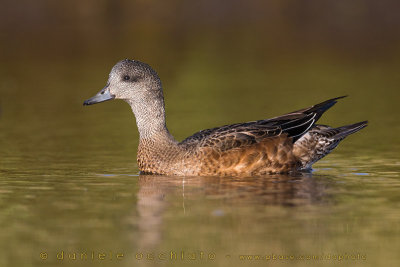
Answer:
83;59;162;106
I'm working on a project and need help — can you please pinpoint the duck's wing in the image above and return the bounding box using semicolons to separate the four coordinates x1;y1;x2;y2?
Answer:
179;96;346;152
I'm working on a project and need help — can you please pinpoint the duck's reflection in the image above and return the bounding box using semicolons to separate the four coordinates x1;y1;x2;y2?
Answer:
135;173;330;251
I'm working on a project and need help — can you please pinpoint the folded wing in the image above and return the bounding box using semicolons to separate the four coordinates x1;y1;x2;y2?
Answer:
179;96;346;152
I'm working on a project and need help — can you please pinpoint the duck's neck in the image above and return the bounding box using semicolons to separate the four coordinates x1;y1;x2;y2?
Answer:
127;93;177;144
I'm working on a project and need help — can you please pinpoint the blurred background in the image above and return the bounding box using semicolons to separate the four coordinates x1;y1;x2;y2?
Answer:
1;0;399;155
1;0;399;151
1;1;400;267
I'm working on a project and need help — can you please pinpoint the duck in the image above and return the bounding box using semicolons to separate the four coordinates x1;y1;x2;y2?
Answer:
83;59;367;176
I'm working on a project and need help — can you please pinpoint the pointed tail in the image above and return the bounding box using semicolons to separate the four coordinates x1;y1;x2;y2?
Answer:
293;121;368;170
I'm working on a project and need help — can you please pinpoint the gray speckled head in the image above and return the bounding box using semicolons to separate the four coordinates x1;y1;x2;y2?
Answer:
107;59;162;100
84;59;172;140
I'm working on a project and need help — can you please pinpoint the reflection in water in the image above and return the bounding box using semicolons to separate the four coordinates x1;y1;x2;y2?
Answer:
135;173;329;251
136;175;168;251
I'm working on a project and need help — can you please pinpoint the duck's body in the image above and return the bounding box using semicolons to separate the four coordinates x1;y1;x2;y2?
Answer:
84;59;367;176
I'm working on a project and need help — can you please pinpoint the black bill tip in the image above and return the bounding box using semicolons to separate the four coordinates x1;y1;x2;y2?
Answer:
83;99;92;106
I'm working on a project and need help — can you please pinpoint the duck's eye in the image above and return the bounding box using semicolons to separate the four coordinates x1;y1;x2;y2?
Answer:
123;75;130;81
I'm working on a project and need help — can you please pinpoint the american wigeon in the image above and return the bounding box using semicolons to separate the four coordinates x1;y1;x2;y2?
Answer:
84;59;367;176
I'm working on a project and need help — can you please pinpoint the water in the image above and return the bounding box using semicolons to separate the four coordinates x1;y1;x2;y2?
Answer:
1;51;399;267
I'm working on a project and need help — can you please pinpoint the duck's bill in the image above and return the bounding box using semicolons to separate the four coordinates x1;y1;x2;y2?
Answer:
83;87;115;106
